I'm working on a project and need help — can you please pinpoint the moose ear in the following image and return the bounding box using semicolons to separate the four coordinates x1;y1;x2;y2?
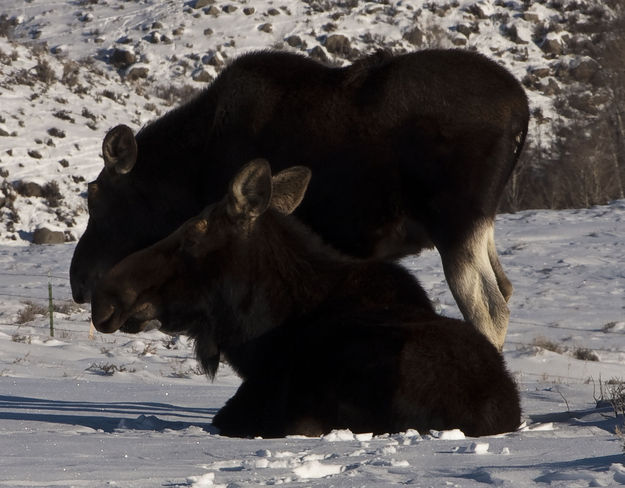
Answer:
102;124;138;175
271;166;311;215
227;159;272;220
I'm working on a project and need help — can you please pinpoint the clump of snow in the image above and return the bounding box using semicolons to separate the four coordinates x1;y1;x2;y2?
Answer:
435;429;466;440
467;442;490;455
187;472;225;488
292;460;343;479
322;429;359;442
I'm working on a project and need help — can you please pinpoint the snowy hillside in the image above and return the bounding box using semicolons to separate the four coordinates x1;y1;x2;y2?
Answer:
0;0;618;242
0;201;624;486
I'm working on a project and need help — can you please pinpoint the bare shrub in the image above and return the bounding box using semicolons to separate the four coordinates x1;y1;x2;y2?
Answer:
11;68;35;87
42;181;64;207
532;336;566;354
81;107;96;121
595;377;625;418
606;380;625;417
0;14;17;38
34;59;56;84
303;0;358;13
602;321;619;332
52;110;75;123
573;347;599;362
47;128;66;138
16;301;48;324
101;89;121;102
499;142;540;212
616;425;625;453
166;359;204;378
0;180;18;231
87;362;136;376
61;60;80;87
155;83;200;106
0;47;14;65
53;300;81;315
503;112;624;211
12;334;32;344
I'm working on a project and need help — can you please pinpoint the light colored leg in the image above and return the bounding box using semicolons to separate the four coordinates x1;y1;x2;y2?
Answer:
440;221;510;350
487;224;513;303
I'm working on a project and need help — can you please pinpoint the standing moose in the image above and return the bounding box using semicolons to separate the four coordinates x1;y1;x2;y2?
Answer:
71;49;529;349
91;160;522;438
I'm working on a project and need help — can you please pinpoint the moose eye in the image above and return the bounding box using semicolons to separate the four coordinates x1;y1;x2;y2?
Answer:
179;219;208;253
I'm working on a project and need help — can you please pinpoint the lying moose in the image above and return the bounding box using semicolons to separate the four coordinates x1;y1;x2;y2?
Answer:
91;160;521;438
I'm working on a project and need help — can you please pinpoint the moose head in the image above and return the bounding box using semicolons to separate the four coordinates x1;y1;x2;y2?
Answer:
91;159;312;373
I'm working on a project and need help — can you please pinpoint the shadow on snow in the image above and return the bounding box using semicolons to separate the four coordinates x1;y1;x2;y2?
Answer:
0;395;218;433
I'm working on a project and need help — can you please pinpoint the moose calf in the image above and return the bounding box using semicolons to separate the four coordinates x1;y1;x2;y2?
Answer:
91;160;521;438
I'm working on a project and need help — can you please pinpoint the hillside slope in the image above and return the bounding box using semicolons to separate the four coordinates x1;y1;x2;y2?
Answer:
0;0;618;243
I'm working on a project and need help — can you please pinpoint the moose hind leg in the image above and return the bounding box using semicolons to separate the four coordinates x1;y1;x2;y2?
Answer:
487;225;513;303
439;221;510;350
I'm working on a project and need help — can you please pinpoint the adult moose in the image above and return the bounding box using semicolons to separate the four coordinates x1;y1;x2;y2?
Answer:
91;160;522;438
72;49;529;349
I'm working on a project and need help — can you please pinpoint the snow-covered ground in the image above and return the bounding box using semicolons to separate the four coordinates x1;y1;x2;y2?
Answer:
1;0;624;485
1;201;624;487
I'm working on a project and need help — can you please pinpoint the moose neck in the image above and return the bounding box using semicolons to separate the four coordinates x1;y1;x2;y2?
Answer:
219;210;346;351
208;209;348;379
135;89;217;190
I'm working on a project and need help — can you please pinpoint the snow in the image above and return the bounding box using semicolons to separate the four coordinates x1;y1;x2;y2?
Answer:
292;460;343;479
466;442;490;455
436;429;466;441
0;0;624;485
1;201;624;486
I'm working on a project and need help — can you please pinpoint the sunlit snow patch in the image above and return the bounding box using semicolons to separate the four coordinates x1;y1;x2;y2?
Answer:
187;472;226;488
520;422;555;431
321;429;356;441
432;429;466;440
292;460;343;479
467;442;490;454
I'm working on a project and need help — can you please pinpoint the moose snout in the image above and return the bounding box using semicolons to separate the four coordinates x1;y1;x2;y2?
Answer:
69;263;95;304
91;279;158;334
90;279;133;333
90;295;118;333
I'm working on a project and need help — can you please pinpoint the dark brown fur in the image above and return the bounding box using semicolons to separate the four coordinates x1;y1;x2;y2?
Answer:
72;49;529;349
91;160;521;438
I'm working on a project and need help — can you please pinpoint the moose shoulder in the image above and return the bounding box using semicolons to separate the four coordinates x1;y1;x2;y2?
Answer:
91;160;522;438
71;49;529;349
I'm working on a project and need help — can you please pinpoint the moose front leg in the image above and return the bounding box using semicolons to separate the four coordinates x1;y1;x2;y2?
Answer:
213;373;332;438
213;375;303;438
212;380;276;438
